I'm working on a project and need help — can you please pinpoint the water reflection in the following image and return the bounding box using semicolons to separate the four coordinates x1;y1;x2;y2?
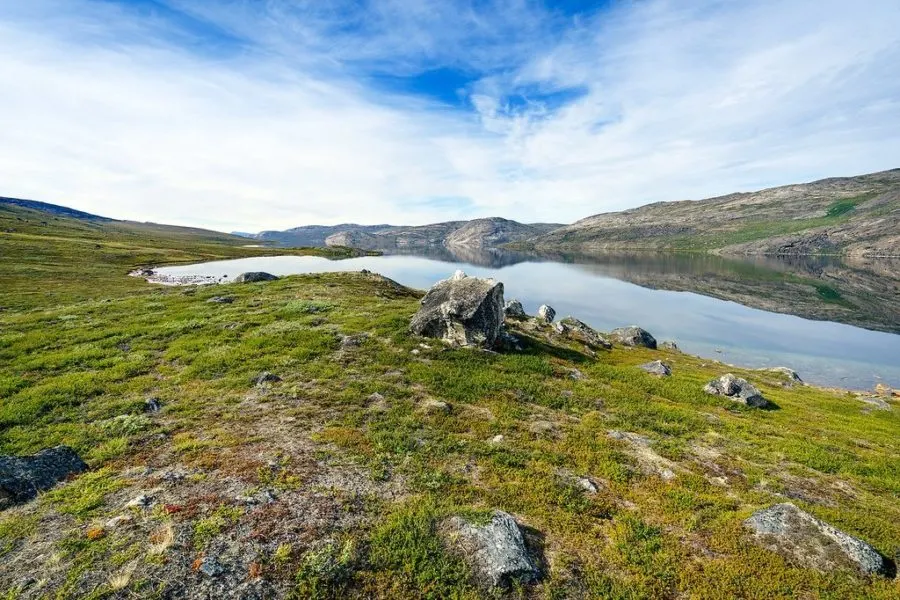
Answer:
151;251;900;390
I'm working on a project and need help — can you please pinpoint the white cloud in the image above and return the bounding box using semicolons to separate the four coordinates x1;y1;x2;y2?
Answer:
0;0;898;232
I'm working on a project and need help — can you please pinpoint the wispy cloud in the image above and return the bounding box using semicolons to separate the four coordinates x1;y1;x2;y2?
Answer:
0;0;898;231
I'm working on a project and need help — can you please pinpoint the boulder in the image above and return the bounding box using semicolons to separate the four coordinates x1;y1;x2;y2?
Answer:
610;326;657;349
409;273;504;348
537;305;556;323
234;272;278;283
660;340;679;351
555;317;612;349
639;360;671;377
207;296;235;304
444;510;539;588
504;300;527;319
0;446;88;508
769;367;802;382
744;503;890;576
704;374;769;408
421;399;451;415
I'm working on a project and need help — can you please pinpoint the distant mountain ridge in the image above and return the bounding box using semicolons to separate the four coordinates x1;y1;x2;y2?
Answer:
0;197;112;221
529;168;900;257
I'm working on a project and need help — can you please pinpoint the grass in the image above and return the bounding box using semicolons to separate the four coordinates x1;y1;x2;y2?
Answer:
0;206;898;598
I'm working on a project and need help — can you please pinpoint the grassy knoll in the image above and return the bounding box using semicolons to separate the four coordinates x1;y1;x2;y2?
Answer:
0;215;899;598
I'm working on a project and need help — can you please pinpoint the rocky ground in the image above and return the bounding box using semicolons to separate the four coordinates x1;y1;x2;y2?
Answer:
1;269;898;599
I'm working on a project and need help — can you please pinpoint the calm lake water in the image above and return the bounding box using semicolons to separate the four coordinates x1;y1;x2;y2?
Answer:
151;252;900;391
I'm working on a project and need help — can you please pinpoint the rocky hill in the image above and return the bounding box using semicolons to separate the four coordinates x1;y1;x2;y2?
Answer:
238;224;398;247
325;217;561;250
530;169;900;257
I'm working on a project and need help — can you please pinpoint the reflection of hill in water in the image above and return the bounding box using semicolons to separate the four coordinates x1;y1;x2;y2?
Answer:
546;251;900;334
388;246;900;334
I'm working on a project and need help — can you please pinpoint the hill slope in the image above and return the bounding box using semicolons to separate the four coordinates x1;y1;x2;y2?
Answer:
531;169;900;257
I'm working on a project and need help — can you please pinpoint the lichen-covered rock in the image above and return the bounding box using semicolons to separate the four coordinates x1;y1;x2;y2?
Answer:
611;326;657;349
704;374;769;408
0;446;87;508
444;510;539;588
253;372;281;387
555;317;612;349
234;272;278;283
504;299;527;319
409;273;504;348
745;503;890;576
537;305;556;323
639;360;671;377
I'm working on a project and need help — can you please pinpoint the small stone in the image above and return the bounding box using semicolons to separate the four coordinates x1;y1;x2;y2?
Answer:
529;420;557;437
576;477;598;494
489;435;505;445
207;296;234;304
367;392;385;404
639;360;671;377
537;305;556;323
125;494;153;509
145;397;162;412
253;372;281;387
568;368;586;380
610;326;657;349
704;374;769;408
340;333;368;349
421;399;451;415
504;300;527;319
198;557;224;577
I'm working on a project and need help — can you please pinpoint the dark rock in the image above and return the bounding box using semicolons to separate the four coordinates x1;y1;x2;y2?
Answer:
639;360;671;377
410;272;504;348
444;510;539;588
704;374;769;408
145;397;162;412
207;296;235;304
0;446;87;508
745;503;890;576
340;333;368;349
556;317;612;349
253;372;281;387
504;299;527;319
234;272;278;283
198;556;224;577
610;326;657;349
537;304;556;323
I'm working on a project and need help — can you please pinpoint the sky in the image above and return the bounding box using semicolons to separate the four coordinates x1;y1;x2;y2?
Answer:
0;0;898;233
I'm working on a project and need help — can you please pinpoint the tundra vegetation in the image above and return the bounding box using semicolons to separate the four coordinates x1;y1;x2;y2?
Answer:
0;202;898;598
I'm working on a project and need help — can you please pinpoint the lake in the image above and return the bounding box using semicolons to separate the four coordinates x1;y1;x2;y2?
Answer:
149;251;900;391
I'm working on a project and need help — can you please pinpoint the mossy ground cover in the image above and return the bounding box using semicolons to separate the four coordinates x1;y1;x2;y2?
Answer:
1;214;899;598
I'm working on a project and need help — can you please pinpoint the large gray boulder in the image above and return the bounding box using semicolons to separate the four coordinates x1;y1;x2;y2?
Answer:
745;503;890;576
555;317;612;349
704;374;769;408
1;446;88;508
639;360;671;377
410;272;504;348
611;326;657;349
444;510;539;588
234;272;278;283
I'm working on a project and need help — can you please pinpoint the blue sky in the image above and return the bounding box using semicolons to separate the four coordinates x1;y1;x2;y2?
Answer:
0;0;898;231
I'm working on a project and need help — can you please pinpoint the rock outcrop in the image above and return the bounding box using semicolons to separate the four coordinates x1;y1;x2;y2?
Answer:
444;510;539;588
555;317;612;349
639;360;671;377
234;272;278;283
410;272;504;348
1;446;88;508
537;305;556;323
504;300;527;319
611;326;658;349
704;374;768;408
744;503;890;576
